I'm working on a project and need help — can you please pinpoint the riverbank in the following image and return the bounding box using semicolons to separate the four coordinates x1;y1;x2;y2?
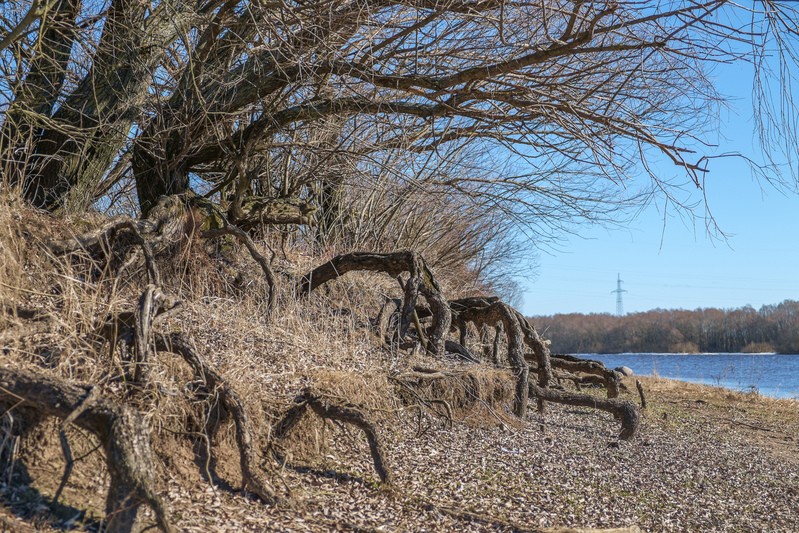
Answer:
1;204;796;532
2;374;796;532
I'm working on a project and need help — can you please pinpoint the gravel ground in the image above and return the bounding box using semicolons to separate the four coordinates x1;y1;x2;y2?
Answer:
141;378;797;533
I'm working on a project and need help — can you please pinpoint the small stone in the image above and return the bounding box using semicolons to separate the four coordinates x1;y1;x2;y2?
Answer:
615;366;634;377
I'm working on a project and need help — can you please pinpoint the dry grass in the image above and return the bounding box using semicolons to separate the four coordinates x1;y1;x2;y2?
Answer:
632;375;799;465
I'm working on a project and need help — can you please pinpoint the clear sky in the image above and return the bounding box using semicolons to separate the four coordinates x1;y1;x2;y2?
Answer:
521;57;799;317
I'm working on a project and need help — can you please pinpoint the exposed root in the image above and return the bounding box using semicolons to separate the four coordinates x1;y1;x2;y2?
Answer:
49;194;189;267
111;220;161;286
528;382;640;441
298;251;451;355
491;323;504;366
49;194;278;311
549;354;621;399
444;340;480;363
0;368;172;532
154;332;281;504
98;286;182;385
201;217;276;314
636;379;647;409
227;197;317;229
375;297;402;346
449;297;531;417
272;389;391;483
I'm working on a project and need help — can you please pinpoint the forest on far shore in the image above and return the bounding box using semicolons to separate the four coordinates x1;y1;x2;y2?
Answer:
529;300;799;355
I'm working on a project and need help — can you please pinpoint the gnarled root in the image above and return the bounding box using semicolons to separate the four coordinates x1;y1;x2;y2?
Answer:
0;368;171;532
153;332;280;504
201;217;277;314
549;354;622;399
375;298;402;346
298;251;450;355
50;195;279;314
49;194;189;273
272;390;391;484
528;382;640;441
449;297;532;418
636;379;647;409
97;286;181;388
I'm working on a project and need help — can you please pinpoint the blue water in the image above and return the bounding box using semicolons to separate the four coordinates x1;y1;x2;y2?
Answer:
582;353;799;400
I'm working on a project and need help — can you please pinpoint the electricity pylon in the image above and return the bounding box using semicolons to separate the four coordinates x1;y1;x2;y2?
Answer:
611;273;627;316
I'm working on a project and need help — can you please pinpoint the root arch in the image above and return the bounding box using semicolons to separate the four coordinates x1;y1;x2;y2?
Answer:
298;251;451;355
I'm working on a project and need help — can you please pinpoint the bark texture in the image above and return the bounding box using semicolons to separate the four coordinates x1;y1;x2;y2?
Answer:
0;368;171;532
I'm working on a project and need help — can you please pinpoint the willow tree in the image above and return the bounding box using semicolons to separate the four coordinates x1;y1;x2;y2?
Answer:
1;0;798;236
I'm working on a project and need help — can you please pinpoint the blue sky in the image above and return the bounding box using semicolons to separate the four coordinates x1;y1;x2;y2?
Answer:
521;56;799;317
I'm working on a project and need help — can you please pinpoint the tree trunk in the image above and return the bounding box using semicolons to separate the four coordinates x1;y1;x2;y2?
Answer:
22;0;186;211
133;140;192;217
1;0;80;198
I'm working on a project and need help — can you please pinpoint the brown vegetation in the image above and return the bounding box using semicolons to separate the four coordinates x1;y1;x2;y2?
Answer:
532;304;799;354
1;199;642;530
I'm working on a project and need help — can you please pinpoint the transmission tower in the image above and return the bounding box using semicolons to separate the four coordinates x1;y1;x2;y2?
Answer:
611;273;627;316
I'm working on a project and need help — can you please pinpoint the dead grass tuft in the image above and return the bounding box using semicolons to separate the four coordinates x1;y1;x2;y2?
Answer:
392;364;516;428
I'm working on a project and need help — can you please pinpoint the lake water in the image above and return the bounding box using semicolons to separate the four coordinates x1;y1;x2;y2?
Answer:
582;353;799;400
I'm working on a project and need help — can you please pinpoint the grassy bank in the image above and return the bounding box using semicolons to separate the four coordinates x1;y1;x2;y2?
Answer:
1;203;797;532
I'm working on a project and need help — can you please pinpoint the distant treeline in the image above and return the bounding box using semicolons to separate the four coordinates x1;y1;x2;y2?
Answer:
529;300;799;354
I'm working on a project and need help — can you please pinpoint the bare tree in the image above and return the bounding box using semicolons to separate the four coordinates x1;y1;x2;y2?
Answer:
2;1;797;236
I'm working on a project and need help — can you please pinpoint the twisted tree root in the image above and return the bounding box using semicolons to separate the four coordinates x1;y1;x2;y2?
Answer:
272;390;391;484
0;368;171;532
449;297;531;418
636;379;647;409
528;382;640;440
202;221;276;314
154;332;280;504
550;353;622;399
298;251;450;355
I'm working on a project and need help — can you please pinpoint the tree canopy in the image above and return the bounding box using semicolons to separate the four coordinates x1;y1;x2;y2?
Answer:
2;0;799;254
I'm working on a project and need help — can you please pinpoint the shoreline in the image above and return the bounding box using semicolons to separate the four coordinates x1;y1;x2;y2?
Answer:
584;352;799;401
578;351;799;356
